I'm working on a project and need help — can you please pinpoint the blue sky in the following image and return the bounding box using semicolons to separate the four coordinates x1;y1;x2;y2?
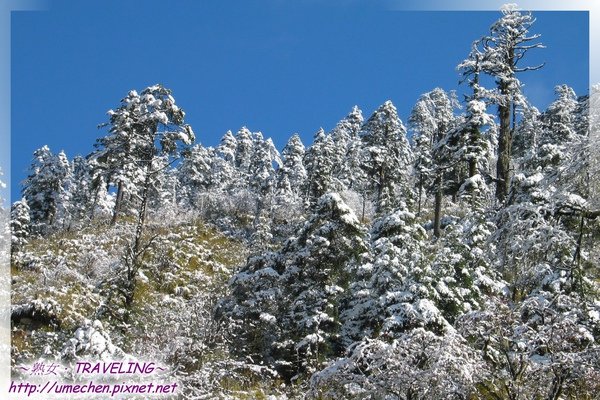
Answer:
10;0;589;198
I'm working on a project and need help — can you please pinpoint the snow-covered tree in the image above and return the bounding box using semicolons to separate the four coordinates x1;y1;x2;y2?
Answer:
453;46;497;206
409;89;457;156
58;156;103;230
217;130;237;165
312;329;485;399
218;250;286;374
409;89;458;235
457;295;600;400
22;146;71;234
177;144;215;209
329;106;364;188
93;84;194;225
221;193;366;380
536;85;579;171
480;4;544;201
410;130;434;216
273;134;307;228
234;127;254;176
213;131;239;191
304;129;335;205
278;133;307;199
249;134;277;200
341;204;429;344
513;102;542;169
10;198;30;258
276;193;367;378
495;172;578;300
94;84;194;306
360;101;413;214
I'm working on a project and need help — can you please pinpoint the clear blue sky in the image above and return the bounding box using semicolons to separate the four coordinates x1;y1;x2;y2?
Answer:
10;0;589;198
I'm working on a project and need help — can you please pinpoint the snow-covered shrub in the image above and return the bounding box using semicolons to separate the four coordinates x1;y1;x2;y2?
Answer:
61;319;124;361
311;329;484;399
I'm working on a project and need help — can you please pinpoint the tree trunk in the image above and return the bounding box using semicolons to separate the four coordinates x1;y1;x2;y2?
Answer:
417;172;423;216
470;72;481;181
361;189;367;222
496;93;512;202
111;180;124;225
468;158;477;178
134;168;151;256
375;166;386;214
496;46;515;202
124;168;152;307
433;174;442;237
572;215;585;297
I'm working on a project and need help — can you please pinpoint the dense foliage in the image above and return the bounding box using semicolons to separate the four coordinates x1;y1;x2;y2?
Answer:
9;6;600;399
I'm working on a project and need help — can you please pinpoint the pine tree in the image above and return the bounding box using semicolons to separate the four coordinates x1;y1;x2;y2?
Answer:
513;102;542;169
94;84;194;305
22;146;71;234
217;250;285;372
304;129;335;205
213;130;239;192
93;84;195;226
409;89;458;235
177;144;215;209
481;4;544;201
342;135;366;192
329;106;364;187
454;45;497;205
51;150;75;230
60;156;99;229
217;130;237;165
234;127;254;175
249;133;277;220
536;85;579;171
360;101;413;215
367;206;444;336
10;198;30;259
278;133;307;199
277;193;367;378
411;129;434;216
446;101;495;206
221;193;366;380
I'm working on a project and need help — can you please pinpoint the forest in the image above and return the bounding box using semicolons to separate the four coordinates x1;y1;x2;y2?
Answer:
5;4;600;399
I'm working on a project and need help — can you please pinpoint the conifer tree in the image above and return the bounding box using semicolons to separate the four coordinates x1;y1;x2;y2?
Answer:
276;193;366;377
221;193;366;380
360;101;413;215
481;4;544;201
304;129;335;205
329;106;364;187
177;144;215;209
249;134;277;218
234;127;254;176
60;156;100;229
22;146;71;234
217;130;237;165
94;84;194;226
454;44;497;206
536;85;579;171
409;90;457;235
10;198;30;259
513;103;542;169
279;133;307;199
94;84;194;305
